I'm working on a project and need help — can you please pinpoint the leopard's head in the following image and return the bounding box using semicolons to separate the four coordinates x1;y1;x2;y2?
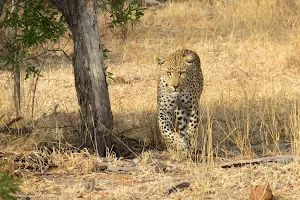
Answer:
158;49;200;92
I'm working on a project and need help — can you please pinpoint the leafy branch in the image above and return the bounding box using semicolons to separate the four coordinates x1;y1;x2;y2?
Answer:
0;163;22;200
98;0;146;41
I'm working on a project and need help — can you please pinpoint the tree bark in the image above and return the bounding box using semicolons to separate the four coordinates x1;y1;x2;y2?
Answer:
51;0;113;156
12;0;21;116
13;49;20;116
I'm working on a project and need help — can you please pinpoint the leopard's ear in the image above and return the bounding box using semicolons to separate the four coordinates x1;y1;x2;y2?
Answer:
156;57;164;65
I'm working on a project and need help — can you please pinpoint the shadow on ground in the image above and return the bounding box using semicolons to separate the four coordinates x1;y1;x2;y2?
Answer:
0;97;295;159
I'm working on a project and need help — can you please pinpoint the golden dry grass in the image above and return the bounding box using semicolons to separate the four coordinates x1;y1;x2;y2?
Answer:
1;0;300;199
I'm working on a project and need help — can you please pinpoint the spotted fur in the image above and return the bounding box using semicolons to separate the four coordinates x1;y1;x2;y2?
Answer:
157;49;203;156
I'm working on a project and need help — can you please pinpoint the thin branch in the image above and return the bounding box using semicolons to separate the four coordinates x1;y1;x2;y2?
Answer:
0;116;23;133
23;39;72;63
31;42;56;117
47;49;72;61
5;116;22;127
22;50;49;62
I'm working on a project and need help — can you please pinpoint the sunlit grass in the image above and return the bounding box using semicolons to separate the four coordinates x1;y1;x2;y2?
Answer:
1;0;300;198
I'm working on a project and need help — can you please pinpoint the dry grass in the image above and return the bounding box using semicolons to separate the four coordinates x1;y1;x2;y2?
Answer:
1;0;300;199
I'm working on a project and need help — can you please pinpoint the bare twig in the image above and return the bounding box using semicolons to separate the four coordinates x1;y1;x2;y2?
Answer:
22;36;72;62
0;116;23;132
0;117;33;135
165;181;190;194
0;114;5;120
220;155;294;168
5;116;22;127
31;42;56;117
46;49;72;61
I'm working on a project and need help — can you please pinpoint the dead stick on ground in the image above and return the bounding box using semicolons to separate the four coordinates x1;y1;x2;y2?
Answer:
0;117;23;132
5;116;22;127
220;155;294;168
0;117;33;134
165;181;190;195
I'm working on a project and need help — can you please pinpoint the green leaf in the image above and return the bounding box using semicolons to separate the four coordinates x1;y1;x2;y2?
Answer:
25;65;42;80
106;71;114;84
1;0;66;48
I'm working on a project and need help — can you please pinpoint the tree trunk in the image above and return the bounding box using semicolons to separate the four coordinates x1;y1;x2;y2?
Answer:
51;0;113;156
13;49;20;116
12;0;21;116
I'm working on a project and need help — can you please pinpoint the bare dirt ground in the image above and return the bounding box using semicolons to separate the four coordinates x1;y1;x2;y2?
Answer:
2;0;300;199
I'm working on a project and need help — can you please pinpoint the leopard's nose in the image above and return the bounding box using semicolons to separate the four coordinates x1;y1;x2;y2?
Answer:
173;84;179;90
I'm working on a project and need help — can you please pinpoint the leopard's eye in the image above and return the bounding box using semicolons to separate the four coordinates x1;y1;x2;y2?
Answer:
186;59;193;64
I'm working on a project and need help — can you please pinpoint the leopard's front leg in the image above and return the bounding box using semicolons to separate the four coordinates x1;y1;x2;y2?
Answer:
158;106;189;155
186;102;200;154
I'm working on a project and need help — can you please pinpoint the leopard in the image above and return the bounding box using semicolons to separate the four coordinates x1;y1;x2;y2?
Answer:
157;49;203;157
